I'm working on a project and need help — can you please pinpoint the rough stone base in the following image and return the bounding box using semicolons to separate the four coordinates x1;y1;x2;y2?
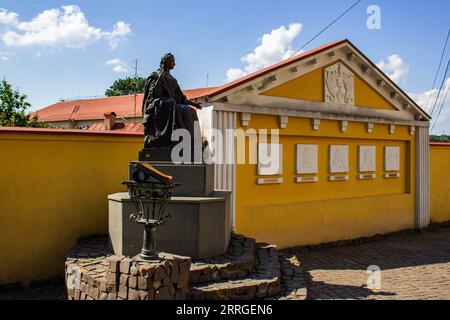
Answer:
65;237;191;300
64;234;295;301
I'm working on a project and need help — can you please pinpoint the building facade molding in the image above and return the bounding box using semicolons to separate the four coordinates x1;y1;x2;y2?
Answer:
213;102;430;128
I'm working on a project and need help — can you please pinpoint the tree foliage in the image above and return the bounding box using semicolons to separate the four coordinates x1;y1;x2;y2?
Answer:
430;135;450;143
0;79;46;128
105;76;147;97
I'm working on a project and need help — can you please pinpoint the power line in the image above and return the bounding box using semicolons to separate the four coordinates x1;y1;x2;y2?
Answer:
290;0;364;57
425;28;450;112
429;59;450;117
431;84;449;133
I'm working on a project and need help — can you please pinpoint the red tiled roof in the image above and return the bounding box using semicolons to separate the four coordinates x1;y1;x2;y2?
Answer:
0;126;143;137
37;39;430;127
430;142;450;147
34;41;350;124
34;41;349;124
89;121;144;133
34;87;219;122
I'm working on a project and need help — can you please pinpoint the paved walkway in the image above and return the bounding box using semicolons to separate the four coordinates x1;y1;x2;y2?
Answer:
1;227;449;300
295;227;450;300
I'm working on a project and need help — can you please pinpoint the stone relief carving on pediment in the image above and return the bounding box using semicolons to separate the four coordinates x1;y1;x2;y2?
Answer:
324;62;355;105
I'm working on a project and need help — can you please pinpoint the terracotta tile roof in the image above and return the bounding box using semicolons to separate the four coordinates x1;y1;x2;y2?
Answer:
35;39;430;129
34;40;350;125
89;121;144;133
34;87;220;122
33;41;349;125
0;126;143;137
430;142;450;147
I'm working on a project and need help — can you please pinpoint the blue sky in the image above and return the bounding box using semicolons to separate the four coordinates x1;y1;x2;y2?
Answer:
0;0;449;133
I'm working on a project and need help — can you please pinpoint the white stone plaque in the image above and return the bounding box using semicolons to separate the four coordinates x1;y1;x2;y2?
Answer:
324;62;355;105
329;145;349;173
385;146;400;172
359;146;376;172
258;143;283;176
296;144;318;174
257;178;283;185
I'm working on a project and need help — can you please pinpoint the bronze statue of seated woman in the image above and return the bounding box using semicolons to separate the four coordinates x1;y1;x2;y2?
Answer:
142;53;203;150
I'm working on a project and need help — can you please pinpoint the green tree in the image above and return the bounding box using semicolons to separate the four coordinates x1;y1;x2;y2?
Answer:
430;135;450;142
0;79;46;128
105;76;147;97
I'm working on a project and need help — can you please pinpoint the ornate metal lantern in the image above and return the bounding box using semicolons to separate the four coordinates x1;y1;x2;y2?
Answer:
123;162;175;261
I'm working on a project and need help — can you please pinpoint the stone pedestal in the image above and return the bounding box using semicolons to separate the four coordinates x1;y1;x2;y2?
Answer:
65;237;192;301
109;192;231;259
110;155;232;260
129;162;214;197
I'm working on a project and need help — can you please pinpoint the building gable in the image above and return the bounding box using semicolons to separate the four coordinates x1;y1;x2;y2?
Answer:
261;60;397;111
206;40;430;123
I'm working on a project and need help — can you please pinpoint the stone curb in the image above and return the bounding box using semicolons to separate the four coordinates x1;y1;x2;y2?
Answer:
187;243;281;300
189;233;255;285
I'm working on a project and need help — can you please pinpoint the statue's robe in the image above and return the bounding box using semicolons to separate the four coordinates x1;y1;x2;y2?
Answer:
142;71;199;148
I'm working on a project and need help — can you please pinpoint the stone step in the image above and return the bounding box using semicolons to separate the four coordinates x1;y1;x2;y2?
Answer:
271;252;307;300
189;234;255;285
188;243;281;300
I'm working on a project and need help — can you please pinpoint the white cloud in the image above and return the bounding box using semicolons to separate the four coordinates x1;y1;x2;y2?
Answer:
106;58;128;73
0;51;14;61
0;5;131;50
377;54;409;83
103;21;132;50
0;8;18;26
226;68;248;83
409;78;450;134
226;22;303;83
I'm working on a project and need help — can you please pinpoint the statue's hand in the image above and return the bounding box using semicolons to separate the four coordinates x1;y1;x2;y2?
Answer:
189;101;203;110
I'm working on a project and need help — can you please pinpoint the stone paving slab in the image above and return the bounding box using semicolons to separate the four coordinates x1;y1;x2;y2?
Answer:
2;227;449;300
295;227;450;300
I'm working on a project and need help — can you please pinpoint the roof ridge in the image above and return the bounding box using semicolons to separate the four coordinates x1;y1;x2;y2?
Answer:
206;39;348;97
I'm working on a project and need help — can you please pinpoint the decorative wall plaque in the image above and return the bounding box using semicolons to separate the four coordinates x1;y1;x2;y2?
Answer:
329;145;349;173
358;174;376;180
296;176;319;183
296;144;318;175
257;178;283;185
258;143;283;176
359;146;376;172
385;146;400;172
384;173;400;179
329;175;349;181
324;62;355;105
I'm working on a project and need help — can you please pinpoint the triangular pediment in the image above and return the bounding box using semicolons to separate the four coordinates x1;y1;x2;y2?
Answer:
261;60;398;111
207;40;430;122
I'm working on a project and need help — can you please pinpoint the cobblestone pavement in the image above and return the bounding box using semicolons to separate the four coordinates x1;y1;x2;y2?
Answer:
0;284;66;300
1;227;449;300
296;227;450;300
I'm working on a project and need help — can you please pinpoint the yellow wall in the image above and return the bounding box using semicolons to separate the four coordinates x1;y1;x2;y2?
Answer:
0;129;141;285
235;115;416;249
262;60;397;110
430;144;450;223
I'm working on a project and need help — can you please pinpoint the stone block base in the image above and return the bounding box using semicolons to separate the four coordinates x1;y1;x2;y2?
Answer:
108;192;231;260
65;237;191;301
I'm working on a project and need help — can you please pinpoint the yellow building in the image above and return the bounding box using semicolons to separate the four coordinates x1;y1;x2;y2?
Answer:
0;39;438;285
196;39;431;249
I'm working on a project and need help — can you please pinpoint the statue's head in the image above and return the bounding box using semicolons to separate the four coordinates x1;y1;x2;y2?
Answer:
161;53;176;71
